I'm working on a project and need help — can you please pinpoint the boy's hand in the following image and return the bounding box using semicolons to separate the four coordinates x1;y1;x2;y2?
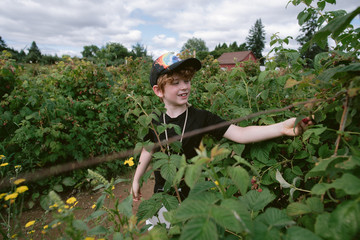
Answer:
281;117;313;136
131;181;142;202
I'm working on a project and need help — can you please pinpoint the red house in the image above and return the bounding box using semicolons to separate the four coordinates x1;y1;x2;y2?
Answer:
217;51;257;70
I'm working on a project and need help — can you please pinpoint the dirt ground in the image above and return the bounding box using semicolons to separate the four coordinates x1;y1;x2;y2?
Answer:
15;171;155;239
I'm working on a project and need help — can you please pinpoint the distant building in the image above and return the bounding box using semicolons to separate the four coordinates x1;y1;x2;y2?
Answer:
217;51;257;70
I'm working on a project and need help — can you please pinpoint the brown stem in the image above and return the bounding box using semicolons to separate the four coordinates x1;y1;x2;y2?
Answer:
334;94;349;156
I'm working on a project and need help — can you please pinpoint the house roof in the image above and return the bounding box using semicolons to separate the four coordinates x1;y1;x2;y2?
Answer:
217;51;254;64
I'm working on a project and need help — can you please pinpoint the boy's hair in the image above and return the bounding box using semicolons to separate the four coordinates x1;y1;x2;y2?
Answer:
157;66;196;92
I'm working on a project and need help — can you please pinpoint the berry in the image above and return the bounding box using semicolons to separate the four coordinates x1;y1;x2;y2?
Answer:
302;118;309;124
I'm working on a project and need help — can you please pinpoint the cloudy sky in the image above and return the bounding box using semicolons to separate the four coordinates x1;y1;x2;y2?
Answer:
1;0;359;59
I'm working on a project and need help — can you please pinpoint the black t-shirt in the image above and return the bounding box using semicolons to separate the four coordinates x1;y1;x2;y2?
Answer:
144;106;230;196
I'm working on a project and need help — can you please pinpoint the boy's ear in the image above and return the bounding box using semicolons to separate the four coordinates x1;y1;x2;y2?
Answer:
153;85;164;98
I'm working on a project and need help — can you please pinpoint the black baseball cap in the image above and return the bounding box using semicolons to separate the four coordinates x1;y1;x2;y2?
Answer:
149;52;201;87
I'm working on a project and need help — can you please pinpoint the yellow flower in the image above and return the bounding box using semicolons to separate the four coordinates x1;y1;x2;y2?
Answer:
49;203;58;208
25;220;35;228
58;208;63;213
27;230;35;234
124;157;134;166
66;197;77;205
14;178;26;185
91;204;96;209
11;234;17;238
43;225;49;229
84;237;95;240
41;230;46;234
64;205;69;209
0;193;7;199
214;181;219;186
112;186;115;190
0;155;5;159
5;193;18;201
15;165;21;169
0;163;9;167
16;186;29;194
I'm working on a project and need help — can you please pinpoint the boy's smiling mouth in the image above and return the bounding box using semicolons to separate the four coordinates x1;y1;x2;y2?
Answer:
178;93;188;97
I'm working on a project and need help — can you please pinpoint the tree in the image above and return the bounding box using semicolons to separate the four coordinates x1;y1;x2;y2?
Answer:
26;41;42;63
131;43;148;58
181;37;209;56
81;45;100;58
296;13;328;67
246;19;266;64
96;42;130;65
0;36;7;51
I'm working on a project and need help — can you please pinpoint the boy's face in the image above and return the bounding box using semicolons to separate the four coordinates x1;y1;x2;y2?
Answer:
155;73;191;108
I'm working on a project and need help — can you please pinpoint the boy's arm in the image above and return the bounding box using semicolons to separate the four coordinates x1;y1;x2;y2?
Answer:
223;117;310;144
132;147;153;201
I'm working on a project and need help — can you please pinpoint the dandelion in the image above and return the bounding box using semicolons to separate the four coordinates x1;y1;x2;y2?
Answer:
16;186;29;194
66;197;77;205
25;220;35;228
91;204;96;209
14;178;26;185
5;193;18;201
0;163;9;167
124;157;134;166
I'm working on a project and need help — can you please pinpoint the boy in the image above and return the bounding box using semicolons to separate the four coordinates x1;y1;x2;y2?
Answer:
131;52;311;201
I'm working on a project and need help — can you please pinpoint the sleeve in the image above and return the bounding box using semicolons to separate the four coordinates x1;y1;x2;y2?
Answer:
204;110;230;140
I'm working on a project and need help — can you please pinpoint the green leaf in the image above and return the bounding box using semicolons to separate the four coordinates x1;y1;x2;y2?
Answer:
62;177;76;186
72;219;89;232
313;7;360;42
210;205;246;233
227;166;250;195
286;226;323;240
117;195;133;218
220;199;252;233
317;63;360;83
306;197;324;214
331;173;360;195
176;199;209;221
160;162;176;183
314;212;332;239
86;210;107;221
287;202;311;216
239;189;276;212
257;208;295;227
311;183;330;195
53;184;63;192
185;164;203;189
327;201;360;240
305;156;346;179
180;217;218;240
137;196;163;221
88;225;108;236
161;194;178;211
250;142;273;164
147;225;169;240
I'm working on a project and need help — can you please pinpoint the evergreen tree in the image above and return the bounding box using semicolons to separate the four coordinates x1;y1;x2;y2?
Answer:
26;41;42;63
246;19;266;64
296;13;328;67
0;36;7;51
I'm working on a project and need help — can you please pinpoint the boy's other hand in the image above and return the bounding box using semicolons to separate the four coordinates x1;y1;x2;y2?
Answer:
281;117;313;136
131;182;142;202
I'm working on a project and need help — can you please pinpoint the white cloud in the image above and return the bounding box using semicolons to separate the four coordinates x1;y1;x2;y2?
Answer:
0;0;358;57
